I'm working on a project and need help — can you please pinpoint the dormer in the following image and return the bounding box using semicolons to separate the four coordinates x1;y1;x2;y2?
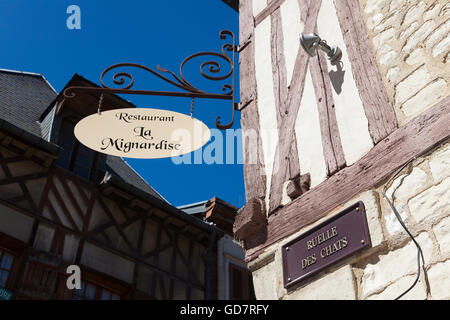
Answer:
39;74;136;183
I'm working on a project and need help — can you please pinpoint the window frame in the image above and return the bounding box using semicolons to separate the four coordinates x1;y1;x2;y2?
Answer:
72;265;131;300
0;249;15;289
228;262;255;300
73;279;121;300
55;117;104;182
0;231;27;291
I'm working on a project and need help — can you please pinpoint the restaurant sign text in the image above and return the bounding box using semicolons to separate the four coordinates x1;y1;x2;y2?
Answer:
74;108;211;159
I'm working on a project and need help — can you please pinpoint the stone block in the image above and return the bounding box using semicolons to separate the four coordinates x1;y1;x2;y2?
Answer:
429;143;450;182
432;33;450;57
405;48;424;65
424;20;450;49
251;251;279;300
402;20;434;53
400;22;419;40
428;260;450;299
384;207;408;236
361;233;433;296
395;66;432;105
401;78;447;118
373;27;396;47
403;2;426;26
388;167;429;204
367;275;427;300
433;216;450;256
408;177;450;222
286;265;356;300
364;0;390;15
386;67;400;82
424;2;441;20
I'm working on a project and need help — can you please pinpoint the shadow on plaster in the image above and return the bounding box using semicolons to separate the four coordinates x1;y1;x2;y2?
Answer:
329;61;346;94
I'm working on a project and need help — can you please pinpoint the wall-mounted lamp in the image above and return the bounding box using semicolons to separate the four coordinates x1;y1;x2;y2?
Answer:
300;33;342;65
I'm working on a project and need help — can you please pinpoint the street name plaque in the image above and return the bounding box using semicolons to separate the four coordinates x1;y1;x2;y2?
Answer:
282;201;371;288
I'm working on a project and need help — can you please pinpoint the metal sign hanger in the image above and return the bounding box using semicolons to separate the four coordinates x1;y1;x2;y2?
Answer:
59;30;237;129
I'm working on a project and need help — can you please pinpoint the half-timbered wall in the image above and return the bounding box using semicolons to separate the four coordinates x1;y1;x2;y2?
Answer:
0;132;214;300
237;0;450;300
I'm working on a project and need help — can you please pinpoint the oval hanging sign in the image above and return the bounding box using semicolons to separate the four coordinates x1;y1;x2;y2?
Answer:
74;108;211;159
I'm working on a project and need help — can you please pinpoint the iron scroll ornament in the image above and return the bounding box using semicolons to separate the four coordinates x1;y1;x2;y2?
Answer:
61;30;237;129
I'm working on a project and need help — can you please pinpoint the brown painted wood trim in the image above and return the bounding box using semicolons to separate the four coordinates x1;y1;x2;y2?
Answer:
117;203;131;221
0;157;42;211
150;220;163;297
164;225;202;287
59;171;91;206
168;232;178;300
38;171;53;215
97;197;136;254
246;96;450;261
254;0;286;27
81;189;96;233
240;0;267;202
0;171;49;186
270;8;301;180
268;0;322;213
335;0;397;144
45;197;64;226
49;177;81;232
50;227;65;255
58;175;85;221
137;217;146;254
309;53;346;175
142;242;172;259
185;238;194;299
271;9;288;126
159;274;167;300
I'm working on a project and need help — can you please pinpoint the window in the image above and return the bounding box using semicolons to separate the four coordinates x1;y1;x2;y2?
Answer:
228;263;256;300
73;280;120;300
55;118;104;181
0;250;14;288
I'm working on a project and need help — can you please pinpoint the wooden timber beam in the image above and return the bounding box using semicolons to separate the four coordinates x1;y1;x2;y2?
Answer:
245;96;450;261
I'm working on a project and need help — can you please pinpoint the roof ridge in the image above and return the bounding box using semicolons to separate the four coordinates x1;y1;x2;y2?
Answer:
0;68;43;77
0;68;57;94
177;200;209;209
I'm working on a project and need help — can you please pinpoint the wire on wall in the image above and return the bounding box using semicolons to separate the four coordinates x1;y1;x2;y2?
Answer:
381;136;449;300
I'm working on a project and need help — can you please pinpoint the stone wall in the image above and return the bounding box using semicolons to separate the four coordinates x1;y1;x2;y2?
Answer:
248;141;450;299
243;0;449;300
359;0;450;126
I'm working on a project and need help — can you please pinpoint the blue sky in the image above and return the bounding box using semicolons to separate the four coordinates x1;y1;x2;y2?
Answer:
0;0;245;208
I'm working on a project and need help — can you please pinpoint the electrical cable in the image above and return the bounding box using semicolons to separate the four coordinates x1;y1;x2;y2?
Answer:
381;185;425;300
381;136;449;300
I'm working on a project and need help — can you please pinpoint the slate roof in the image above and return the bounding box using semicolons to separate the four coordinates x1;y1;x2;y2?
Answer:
105;156;166;202
221;0;238;12
0;69;57;137
0;68;166;202
177;199;210;218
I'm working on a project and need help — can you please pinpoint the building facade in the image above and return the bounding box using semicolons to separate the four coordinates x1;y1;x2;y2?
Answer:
232;0;450;299
0;69;246;300
179;197;256;300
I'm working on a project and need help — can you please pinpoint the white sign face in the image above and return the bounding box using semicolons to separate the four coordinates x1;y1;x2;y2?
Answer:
74;108;211;159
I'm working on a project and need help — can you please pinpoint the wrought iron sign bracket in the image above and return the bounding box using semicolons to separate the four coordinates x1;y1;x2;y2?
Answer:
60;30;238;129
